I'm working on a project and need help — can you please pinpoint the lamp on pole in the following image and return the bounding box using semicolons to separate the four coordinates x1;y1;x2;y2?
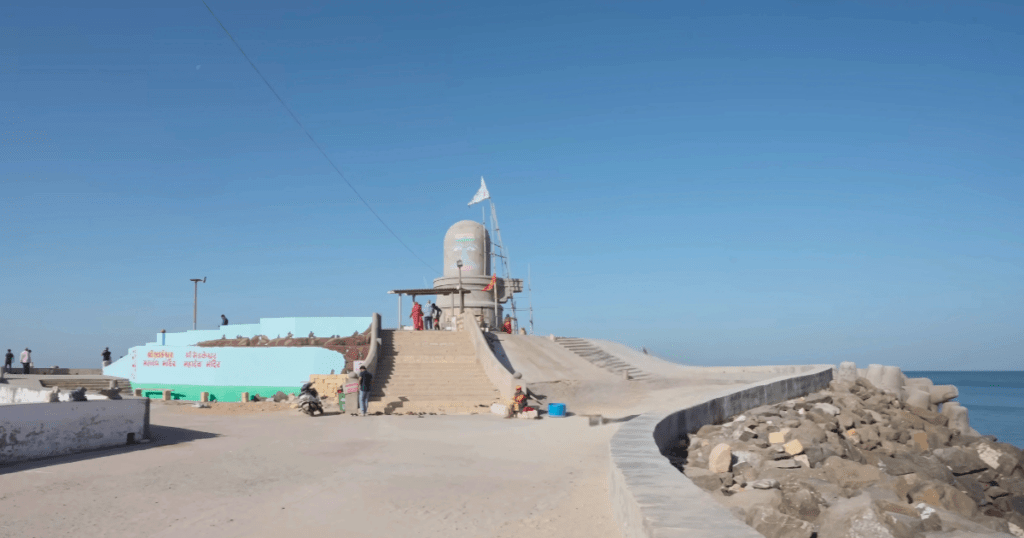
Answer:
456;260;465;314
190;277;206;330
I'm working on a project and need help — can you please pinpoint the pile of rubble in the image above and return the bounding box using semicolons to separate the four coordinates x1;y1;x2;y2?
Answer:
675;364;1024;538
197;329;372;371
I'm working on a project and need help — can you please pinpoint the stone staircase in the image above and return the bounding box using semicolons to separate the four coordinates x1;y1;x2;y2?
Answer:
554;337;651;380
368;330;501;415
38;377;133;393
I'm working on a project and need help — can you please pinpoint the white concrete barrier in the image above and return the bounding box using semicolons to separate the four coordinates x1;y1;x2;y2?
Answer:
0;399;149;464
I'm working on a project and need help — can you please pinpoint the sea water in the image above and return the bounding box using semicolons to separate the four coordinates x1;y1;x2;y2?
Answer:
906;371;1024;449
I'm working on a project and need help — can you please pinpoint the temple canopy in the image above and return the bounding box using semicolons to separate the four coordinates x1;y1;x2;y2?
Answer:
388;288;468;330
387;288;462;297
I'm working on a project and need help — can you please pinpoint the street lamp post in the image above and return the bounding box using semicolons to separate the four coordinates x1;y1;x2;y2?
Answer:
190;277;206;330
456;260;465;314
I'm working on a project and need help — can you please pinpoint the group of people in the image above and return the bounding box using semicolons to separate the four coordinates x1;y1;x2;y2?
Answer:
3;348;32;374
410;300;443;331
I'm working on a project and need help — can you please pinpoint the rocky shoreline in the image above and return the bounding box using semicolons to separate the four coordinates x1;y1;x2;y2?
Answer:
673;363;1024;538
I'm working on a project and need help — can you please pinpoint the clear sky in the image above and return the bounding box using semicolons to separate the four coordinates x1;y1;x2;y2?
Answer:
2;1;1022;370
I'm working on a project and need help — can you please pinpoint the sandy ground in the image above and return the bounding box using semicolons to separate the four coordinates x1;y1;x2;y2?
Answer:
0;400;626;538
0;339;785;538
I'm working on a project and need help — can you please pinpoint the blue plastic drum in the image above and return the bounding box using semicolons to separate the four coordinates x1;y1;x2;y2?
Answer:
548;403;566;417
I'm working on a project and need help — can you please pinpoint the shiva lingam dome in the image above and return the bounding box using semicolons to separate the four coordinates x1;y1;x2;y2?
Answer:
433;220;516;329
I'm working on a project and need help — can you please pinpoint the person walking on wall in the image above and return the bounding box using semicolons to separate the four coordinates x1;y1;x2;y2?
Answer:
20;348;31;374
431;302;443;330
221;314;229;326
101;347;112;365
424;301;435;330
358;365;372;416
4;349;12;372
410;301;424;331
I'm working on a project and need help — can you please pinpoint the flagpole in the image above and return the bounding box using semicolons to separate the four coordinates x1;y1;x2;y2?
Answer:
528;264;534;335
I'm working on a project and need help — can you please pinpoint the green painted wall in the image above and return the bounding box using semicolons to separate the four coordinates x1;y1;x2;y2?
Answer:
132;382;302;402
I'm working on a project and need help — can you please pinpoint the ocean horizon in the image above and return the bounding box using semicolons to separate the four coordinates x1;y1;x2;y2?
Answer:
905;370;1023;449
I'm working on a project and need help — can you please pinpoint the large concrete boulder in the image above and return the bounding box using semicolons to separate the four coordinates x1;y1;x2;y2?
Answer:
780;483;826;523
941;402;971;435
905;389;931;410
930;385;959;405
838;361;859;383
823;456;882;489
818;493;899;538
879;366;904;395
718;488;783;517
745;504;815;538
864;364;885;387
708;443;732;473
977;442;1022;477
933;447;988;476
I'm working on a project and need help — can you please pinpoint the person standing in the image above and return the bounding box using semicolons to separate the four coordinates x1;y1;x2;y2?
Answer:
410;301;424;331
4;349;13;372
357;365;373;416
502;315;513;334
20;348;31;374
221;314;229;326
101;347;112;365
431;302;443;330
424;301;435;330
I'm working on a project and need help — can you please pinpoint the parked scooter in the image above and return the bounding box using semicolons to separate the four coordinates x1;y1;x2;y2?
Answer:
297;382;324;416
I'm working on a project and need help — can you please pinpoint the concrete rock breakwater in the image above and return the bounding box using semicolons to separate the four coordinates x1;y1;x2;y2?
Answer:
674;365;1024;538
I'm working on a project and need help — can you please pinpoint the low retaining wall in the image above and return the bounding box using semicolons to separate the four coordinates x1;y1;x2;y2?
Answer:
0;385;57;404
23;368;104;375
462;313;517;401
353;313;382;379
0;398;150;464
608;365;834;538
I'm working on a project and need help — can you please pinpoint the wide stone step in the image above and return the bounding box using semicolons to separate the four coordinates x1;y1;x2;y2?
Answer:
386;337;469;344
387;359;479;365
374;375;493;385
383;351;476;358
370;391;500;400
365;400;493;415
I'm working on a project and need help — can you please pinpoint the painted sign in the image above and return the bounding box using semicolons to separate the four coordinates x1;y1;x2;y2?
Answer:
105;345;348;389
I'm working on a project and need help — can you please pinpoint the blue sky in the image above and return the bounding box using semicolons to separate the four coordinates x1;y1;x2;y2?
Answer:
1;1;1022;370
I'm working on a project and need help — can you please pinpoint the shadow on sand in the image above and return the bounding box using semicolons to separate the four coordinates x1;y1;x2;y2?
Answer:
0;424;219;475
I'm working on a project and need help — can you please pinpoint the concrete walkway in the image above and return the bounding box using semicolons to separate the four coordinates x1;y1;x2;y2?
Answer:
0;373;752;538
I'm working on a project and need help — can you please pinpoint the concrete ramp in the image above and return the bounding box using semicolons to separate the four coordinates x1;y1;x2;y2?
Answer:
488;334;622;383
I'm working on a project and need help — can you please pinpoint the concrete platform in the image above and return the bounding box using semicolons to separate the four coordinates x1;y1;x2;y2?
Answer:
0;367;785;538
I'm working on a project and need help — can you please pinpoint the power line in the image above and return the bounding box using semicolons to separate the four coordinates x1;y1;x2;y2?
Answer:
201;1;437;273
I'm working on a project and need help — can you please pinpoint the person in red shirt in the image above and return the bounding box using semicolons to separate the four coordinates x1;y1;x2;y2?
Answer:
410;302;424;331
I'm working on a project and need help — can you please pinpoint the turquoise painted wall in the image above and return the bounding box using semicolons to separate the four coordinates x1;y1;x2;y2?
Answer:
133;383;305;403
105;316;371;398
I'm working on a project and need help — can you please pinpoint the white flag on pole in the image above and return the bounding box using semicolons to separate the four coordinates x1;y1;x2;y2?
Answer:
468;177;490;206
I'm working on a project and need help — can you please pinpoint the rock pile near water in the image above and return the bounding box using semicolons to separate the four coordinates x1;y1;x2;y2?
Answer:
674;365;1024;538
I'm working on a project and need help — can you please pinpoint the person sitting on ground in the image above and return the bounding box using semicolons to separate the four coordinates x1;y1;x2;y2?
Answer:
511;385;528;415
221;314;229;326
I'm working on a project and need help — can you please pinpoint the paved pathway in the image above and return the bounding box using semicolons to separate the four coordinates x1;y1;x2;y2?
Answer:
0;378;745;538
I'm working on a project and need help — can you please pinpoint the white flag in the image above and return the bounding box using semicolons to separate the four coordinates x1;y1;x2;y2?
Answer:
468;177;490;206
